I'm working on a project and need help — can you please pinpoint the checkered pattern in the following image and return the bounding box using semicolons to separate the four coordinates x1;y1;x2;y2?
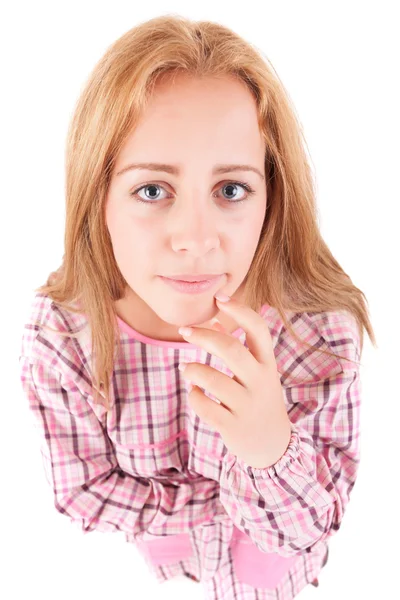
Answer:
19;293;362;599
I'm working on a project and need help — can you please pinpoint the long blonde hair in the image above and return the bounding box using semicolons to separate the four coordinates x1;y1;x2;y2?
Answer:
33;14;377;412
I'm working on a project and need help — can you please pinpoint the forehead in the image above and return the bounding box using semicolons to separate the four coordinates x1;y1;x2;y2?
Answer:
144;73;259;131
118;74;265;167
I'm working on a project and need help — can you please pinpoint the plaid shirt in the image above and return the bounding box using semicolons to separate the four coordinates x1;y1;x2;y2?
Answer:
19;292;362;599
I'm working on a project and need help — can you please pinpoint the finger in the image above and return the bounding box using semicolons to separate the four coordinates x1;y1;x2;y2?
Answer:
215;296;275;367
181;362;246;413
210;318;226;334
187;384;235;430
182;325;260;390
210;319;250;384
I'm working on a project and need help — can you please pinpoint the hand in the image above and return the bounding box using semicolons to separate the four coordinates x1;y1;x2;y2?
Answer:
177;295;292;469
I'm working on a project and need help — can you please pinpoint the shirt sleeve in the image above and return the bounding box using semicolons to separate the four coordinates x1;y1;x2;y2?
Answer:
218;314;362;557
19;357;227;538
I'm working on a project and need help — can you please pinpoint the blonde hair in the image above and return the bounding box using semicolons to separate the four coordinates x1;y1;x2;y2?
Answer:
34;14;377;412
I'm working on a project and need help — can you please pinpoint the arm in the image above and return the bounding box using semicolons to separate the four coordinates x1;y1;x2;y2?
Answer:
19;357;227;538
218;313;362;557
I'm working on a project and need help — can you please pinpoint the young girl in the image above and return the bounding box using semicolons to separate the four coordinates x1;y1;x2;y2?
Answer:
19;15;376;600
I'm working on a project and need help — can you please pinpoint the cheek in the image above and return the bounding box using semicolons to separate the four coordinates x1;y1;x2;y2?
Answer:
228;215;264;266
247;207;266;249
107;210;156;272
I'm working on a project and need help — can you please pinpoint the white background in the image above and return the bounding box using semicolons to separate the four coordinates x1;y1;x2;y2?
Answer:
2;1;398;598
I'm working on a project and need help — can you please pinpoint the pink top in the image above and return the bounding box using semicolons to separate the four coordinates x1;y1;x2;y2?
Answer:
18;293;362;598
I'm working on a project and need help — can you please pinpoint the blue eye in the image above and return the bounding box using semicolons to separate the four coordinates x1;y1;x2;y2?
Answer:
129;181;256;205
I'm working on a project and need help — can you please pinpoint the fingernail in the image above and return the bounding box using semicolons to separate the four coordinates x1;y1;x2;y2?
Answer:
210;317;220;326
214;293;230;302
178;326;193;337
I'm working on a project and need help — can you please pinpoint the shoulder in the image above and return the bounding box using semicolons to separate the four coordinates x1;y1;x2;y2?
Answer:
305;309;361;363
259;304;361;386
18;292;93;395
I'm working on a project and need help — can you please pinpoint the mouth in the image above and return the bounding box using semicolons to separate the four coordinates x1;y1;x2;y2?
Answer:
159;274;224;294
161;274;223;282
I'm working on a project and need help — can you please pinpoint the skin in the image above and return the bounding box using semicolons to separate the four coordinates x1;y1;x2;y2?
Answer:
105;72;267;342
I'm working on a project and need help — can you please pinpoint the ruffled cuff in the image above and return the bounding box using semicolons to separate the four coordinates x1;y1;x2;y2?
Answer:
223;424;301;480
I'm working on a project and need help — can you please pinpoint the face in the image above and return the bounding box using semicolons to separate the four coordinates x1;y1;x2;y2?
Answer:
105;72;267;342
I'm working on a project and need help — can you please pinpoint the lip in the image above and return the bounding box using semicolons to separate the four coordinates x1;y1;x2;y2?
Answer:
159;274;224;294
162;274;223;282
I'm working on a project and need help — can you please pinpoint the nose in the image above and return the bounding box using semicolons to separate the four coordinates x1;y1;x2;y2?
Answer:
170;201;220;255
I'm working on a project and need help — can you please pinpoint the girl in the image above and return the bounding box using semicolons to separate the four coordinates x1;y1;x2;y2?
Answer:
19;15;376;600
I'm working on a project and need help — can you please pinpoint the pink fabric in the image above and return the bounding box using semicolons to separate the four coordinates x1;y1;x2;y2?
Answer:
230;526;300;588
18;292;362;598
136;525;301;588
135;532;194;566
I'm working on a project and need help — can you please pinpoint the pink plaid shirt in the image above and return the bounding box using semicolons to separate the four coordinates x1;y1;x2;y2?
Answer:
19;292;362;599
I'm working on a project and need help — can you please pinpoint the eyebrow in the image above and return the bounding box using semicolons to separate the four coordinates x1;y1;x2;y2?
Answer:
115;162;265;181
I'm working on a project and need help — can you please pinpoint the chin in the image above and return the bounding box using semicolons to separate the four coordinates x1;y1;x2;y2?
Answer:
155;300;219;327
